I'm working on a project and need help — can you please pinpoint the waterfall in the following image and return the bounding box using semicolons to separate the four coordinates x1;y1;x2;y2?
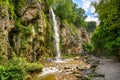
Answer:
50;8;61;61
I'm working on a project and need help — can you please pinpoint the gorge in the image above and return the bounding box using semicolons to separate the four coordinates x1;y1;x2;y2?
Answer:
0;0;93;80
0;0;120;80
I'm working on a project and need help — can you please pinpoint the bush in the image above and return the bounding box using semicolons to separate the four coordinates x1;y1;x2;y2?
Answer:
0;57;43;80
82;42;94;54
25;62;43;72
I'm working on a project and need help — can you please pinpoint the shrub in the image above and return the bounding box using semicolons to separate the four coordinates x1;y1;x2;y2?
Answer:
82;42;94;54
0;57;43;80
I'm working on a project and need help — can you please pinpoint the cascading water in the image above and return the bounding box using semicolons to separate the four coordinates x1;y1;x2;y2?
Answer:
50;8;61;61
38;8;63;78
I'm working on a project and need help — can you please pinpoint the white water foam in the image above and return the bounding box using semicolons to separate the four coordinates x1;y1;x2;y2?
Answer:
38;67;59;77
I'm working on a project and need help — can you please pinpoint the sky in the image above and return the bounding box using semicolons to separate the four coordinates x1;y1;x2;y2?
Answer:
73;0;99;25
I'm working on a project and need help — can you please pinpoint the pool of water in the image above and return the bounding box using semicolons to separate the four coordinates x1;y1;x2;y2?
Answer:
37;67;59;80
38;74;56;80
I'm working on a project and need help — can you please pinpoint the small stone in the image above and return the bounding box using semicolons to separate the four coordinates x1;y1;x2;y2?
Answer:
74;56;80;60
64;66;70;69
24;75;33;80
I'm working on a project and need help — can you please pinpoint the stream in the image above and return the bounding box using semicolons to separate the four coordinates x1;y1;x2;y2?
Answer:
30;57;120;80
35;57;91;80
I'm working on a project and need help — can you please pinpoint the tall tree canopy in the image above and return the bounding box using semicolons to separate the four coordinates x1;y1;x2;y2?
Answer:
92;0;120;56
48;0;87;27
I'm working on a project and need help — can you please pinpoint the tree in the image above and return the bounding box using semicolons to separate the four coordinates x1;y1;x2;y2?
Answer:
44;0;87;27
92;0;120;57
87;21;96;32
74;8;87;27
44;0;57;7
55;0;74;21
54;0;87;27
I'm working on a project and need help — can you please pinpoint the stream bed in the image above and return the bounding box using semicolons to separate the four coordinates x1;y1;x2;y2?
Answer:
33;57;93;80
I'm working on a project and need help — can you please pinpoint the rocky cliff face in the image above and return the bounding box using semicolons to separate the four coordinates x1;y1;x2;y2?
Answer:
18;2;46;61
79;27;90;43
0;4;15;60
59;23;91;54
0;0;90;62
60;23;82;54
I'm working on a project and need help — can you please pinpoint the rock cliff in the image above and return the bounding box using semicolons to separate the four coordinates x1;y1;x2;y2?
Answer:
0;0;90;62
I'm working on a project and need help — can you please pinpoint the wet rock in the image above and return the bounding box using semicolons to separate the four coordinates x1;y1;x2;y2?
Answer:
37;58;92;80
77;57;101;80
24;75;33;80
46;58;53;62
92;73;105;77
82;68;94;76
64;66;71;69
74;56;80;60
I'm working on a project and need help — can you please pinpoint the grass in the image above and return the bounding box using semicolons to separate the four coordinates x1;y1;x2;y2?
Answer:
62;53;81;59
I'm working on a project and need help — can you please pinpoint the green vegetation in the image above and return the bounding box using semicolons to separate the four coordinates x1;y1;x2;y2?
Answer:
0;57;43;80
0;1;45;79
16;0;25;11
54;0;87;27
63;20;79;35
0;0;15;19
44;0;87;27
83;74;95;80
92;0;120;57
2;0;120;79
87;21;96;32
16;19;32;37
82;42;94;54
45;0;57;7
62;53;80;58
45;22;54;57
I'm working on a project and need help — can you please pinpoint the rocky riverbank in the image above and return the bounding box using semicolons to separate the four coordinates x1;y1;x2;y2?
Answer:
30;56;100;80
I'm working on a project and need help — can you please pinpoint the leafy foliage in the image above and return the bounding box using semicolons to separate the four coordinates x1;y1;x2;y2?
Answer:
48;0;87;27
87;21;96;32
0;57;43;80
92;0;120;56
82;42;94;54
44;0;57;7
16;19;32;37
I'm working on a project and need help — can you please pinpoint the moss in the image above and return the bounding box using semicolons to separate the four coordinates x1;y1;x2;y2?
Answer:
38;0;42;3
16;0;42;13
37;10;55;57
16;18;32;37
16;0;26;12
1;9;7;16
15;18;33;53
63;20;79;35
0;0;57;60
41;10;47;28
20;36;28;49
34;22;39;32
0;0;16;19
45;21;55;57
